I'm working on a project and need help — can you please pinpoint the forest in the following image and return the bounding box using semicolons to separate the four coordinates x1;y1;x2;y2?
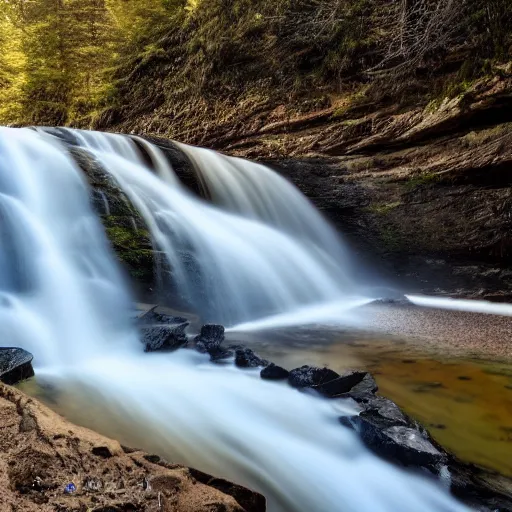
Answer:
0;0;510;131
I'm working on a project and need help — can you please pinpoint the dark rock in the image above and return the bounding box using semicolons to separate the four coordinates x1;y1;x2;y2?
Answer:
261;363;289;380
199;324;225;342
448;462;512;511
188;468;266;512
232;347;268;368
142;325;188;352
137;306;188;327
194;324;225;354
91;446;113;458
314;370;376;398
121;445;139;454
349;373;379;400
362;396;410;426
347;412;445;468
208;347;234;362
288;365;339;389
144;454;161;464
458;376;472;381
0;348;34;385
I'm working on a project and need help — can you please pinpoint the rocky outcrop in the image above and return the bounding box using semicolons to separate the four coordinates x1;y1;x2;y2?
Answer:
0;383;265;512
133;73;512;298
0;348;34;385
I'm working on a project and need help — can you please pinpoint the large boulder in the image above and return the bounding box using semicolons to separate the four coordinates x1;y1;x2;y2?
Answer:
340;394;446;469
288;365;339;389
0;348;34;385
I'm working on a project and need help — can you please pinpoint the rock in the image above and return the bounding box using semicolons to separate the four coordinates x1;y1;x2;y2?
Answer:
232;347;268;368
188;468;266;512
83;476;104;492
194;324;225;354
313;370;375;397
142;325;188;352
199;324;225;342
208;347;234;362
91;446;113;458
0;348;34;385
346;414;445;468
137;305;188;327
349;373;379;400
260;364;289;380
144;454;162;464
288;365;339;389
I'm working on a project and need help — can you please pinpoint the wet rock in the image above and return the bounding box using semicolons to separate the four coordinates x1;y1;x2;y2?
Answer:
141;325;188;352
288;365;339;389
137;306;188;327
232;347;268;368
260;364;289;380
208;347;234;363
349;373;379;400
137;306;189;352
346;413;445;468
198;324;225;342
313;370;376;398
0;348;34;385
194;324;225;353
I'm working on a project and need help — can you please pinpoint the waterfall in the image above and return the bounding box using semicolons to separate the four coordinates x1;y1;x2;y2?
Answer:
0;127;137;366
44;128;359;326
0;127;468;512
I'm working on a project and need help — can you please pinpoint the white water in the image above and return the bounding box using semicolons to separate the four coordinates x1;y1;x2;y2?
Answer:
406;294;512;317
57;128;356;326
0;127;469;511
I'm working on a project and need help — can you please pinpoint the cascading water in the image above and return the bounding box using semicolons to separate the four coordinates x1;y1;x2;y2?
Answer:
50;128;359;326
0;127;137;367
0;127;469;511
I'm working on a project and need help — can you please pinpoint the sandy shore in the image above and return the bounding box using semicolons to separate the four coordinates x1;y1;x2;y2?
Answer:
364;303;512;359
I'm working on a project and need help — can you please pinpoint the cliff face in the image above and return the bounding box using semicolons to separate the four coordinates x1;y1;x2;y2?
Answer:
89;0;511;298
128;72;512;299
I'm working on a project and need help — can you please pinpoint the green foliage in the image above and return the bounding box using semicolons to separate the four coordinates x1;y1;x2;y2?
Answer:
0;0;510;127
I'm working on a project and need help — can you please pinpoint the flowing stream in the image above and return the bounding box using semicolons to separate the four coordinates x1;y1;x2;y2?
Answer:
0;126;470;511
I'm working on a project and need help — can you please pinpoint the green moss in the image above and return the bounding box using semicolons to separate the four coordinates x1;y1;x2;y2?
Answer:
365;201;401;215
405;172;440;190
104;221;154;282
